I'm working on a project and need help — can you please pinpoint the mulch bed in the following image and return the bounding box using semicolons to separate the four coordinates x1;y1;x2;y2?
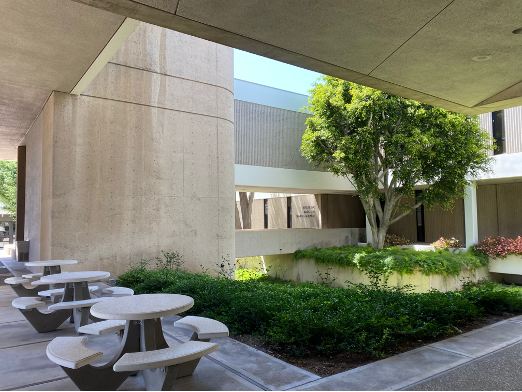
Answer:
230;313;518;377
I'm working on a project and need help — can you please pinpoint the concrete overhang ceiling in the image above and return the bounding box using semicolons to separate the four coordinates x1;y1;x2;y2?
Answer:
72;0;522;116
0;0;130;160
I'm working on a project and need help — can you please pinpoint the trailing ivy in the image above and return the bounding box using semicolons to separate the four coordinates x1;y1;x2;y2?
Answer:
293;246;488;286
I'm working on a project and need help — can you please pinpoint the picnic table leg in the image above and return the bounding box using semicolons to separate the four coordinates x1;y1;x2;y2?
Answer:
141;318;180;391
61;320;141;391
9;282;46;297
175;332;210;378
70;281;92;332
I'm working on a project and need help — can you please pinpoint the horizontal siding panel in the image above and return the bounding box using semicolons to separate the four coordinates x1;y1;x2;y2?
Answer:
234;100;321;171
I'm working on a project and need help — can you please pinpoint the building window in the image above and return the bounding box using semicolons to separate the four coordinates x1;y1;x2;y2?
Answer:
415;190;425;243
492;110;505;155
264;199;268;229
287;197;292;228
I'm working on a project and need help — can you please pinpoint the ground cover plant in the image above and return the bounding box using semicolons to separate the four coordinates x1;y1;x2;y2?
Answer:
117;256;522;358
293;245;487;286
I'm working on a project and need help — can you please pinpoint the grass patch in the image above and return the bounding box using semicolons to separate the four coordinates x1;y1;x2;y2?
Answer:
117;264;521;356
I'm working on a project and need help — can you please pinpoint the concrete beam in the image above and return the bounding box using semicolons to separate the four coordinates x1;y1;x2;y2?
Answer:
70;18;140;95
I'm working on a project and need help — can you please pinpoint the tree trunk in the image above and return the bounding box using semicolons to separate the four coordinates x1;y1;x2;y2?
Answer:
239;192;254;229
373;227;387;249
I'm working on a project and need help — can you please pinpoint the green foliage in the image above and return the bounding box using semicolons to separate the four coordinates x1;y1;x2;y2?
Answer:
461;279;522;315
118;264;522;356
293;246;487;286
0;161;17;218
301;77;492;248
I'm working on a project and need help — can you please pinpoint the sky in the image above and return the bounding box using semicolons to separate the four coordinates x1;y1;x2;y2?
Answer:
234;49;321;96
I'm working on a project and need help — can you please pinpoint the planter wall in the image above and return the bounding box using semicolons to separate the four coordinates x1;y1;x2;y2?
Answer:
237;254;489;293
488;254;522;275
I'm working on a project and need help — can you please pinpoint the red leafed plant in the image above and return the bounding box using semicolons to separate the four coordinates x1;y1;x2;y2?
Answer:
384;234;413;247
473;236;522;259
431;237;464;250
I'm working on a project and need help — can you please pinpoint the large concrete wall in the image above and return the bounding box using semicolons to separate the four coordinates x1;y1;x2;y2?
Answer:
22;23;234;275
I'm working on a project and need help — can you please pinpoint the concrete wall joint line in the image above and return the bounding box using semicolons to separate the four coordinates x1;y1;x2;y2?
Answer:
107;61;234;95
79;94;234;124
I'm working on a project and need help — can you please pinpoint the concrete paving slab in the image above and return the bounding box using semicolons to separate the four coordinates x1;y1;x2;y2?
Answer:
0;341;67;390
0;305;27;324
0;319;76;349
162;316;320;390
430;320;522;358
291;346;469;391
406;341;522;391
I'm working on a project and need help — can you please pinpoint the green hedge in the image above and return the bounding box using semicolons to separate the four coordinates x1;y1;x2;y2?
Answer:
117;266;520;356
293;246;488;285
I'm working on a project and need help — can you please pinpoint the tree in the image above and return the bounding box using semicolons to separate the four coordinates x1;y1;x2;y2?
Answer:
301;77;492;249
0;161;17;219
239;192;255;229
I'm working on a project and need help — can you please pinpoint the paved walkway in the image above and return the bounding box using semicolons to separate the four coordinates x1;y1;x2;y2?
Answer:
1;249;522;390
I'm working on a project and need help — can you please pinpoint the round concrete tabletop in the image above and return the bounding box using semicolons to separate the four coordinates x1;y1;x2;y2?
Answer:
91;294;194;320
25;260;78;267
40;270;110;284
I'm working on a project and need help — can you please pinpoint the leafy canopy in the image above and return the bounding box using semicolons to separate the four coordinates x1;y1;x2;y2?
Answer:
0;161;17;218
301;77;492;247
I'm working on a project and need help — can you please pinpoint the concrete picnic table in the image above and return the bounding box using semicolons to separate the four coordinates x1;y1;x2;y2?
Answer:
12;270;111;333
60;294;195;390
5;259;78;297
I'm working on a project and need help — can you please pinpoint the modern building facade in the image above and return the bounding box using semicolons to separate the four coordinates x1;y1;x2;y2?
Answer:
2;1;522;275
234;82;522;256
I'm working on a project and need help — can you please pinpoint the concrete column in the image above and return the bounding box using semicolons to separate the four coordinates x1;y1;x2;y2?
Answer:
464;182;479;248
8;221;13;244
16;146;26;241
365;215;372;245
21;23;234;275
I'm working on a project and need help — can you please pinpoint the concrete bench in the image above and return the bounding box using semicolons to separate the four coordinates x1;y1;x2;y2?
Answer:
12;296;46;310
22;272;43;279
47;336;103;370
174;316;229;341
102;287;134;297
39;286;98;297
48;297;113;311
78;320;126;336
4;277;29;285
114;341;218;390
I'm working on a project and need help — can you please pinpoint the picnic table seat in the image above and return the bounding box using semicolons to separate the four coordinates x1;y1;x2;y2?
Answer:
39;286;98;297
48;297;113;311
114;341;218;390
78;320;126;336
113;341;218;372
4;277;29;285
12;296;46;310
47;336;103;369
174;316;229;341
22;272;43;279
102;287;134;297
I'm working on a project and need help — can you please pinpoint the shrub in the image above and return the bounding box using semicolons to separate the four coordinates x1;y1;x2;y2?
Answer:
384;234;413;247
293;246;487;286
473;236;522;259
431;237;464;250
117;265;522;356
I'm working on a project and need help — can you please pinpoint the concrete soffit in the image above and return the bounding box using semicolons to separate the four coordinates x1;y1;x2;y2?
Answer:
70;18;141;95
70;0;522;116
